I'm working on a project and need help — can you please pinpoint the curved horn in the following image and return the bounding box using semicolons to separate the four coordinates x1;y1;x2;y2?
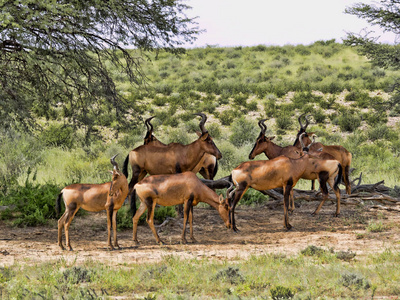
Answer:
299;133;306;150
227;183;236;200
298;113;306;130
145;116;155;132
110;154;119;171
304;114;312;129
194;112;208;134
258;119;267;134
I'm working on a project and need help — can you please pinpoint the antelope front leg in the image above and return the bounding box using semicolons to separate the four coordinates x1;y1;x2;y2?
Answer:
106;207;115;251
112;210;120;249
283;184;293;230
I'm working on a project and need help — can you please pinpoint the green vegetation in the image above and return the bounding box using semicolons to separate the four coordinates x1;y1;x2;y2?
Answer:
1;248;400;299
1;41;400;227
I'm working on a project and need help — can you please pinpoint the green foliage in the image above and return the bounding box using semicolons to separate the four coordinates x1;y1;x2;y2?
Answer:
0;172;60;227
337;111;361;132
0;0;200;132
301;245;326;257
212;267;244;284
229;117;258;147
339;272;371;290
270;285;295;300
39;124;75;148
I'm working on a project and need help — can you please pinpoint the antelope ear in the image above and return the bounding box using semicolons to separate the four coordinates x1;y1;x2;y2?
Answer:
109;170;113;174
219;195;224;204
195;131;201;137
200;132;209;140
268;136;275;141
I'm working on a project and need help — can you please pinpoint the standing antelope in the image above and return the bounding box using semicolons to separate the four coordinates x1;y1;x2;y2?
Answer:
123;113;222;216
56;155;129;251
142;116;219;180
132;172;233;245
293;114;352;194
230;134;342;231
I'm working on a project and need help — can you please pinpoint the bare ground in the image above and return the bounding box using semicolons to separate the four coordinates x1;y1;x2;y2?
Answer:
1;201;400;267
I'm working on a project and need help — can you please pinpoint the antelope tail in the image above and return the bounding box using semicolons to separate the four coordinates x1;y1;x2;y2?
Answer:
123;154;129;178
55;192;63;217
334;163;343;191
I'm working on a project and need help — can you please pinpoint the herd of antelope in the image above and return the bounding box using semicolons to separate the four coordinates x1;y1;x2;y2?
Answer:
56;113;352;250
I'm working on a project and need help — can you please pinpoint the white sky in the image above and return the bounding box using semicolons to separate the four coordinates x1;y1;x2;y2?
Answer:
184;0;397;48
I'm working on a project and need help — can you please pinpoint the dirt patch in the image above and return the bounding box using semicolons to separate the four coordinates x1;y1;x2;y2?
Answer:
1;201;400;267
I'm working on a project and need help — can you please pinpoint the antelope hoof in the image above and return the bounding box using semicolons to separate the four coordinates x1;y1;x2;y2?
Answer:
285;224;293;231
158;240;165;246
233;226;240;233
133;240;139;246
191;238;197;244
68;247;73;251
334;213;340;217
58;244;65;251
180;239;188;245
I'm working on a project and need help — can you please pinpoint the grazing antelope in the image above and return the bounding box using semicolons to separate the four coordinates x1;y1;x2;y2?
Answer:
56;155;129;251
142;116;219;180
293;114;353;194
123;113;222;216
132;172;234;245
230;134;342;231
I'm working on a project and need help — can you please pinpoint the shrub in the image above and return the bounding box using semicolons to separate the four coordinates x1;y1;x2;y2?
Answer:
218;109;237;126
229;117;258;147
339;272;371;290
275;111;293;130
301;245;326;257
270;286;295;300
337;111;361;132
0;174;60;226
212;267;244;284
40;124;75;148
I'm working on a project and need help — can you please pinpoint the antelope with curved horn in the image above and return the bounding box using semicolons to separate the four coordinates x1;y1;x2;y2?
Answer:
132;172;234;245
249;119;303;160
123;113;222;216
142;116;219;180
293;114;353;194
56;155;129;251
230;134;342;231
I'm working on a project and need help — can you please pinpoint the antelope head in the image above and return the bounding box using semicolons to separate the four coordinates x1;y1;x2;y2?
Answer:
249;119;275;159
194;112;222;159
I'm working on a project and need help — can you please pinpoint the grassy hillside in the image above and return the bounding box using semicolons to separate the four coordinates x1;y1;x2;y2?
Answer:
2;41;400;192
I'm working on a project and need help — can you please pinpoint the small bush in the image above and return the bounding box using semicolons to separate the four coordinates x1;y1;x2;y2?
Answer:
0;176;60;226
218;109;237;126
229;117;258;147
336;250;356;262
301;245;326;256
270;285;295;300
212;267;244;284
337;112;361;132
366;220;386;233
339;272;370;290
275;111;293;130
39;124;75;148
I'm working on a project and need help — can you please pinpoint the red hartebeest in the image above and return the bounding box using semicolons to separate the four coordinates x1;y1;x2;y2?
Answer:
56;155;129;251
123;113;222;215
293;114;352;194
132;172;234;245
142;116;219;180
230;134;342;232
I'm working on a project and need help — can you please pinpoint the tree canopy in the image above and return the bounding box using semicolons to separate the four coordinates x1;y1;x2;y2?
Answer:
0;0;199;139
344;0;400;104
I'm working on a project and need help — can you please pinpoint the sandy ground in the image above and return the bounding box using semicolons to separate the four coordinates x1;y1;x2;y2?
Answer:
1;200;400;267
